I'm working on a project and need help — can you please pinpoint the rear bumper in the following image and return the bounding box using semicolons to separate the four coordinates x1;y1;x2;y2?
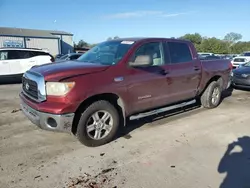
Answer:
20;96;74;133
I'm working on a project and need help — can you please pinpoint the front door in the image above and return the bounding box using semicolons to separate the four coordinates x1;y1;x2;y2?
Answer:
166;41;202;102
126;41;171;114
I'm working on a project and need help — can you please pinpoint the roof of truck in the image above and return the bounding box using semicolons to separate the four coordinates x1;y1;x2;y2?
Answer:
110;37;190;43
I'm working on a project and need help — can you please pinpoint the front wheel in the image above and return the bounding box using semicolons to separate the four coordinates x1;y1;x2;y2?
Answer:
200;81;222;109
76;100;120;147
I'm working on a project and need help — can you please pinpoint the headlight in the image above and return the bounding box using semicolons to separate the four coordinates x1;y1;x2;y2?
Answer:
46;82;75;96
242;74;249;78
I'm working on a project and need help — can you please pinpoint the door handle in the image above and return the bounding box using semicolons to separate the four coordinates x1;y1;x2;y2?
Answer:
2;62;8;64
194;66;200;71
159;69;169;75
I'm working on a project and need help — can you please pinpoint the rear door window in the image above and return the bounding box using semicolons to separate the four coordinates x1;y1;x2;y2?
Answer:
167;42;193;64
29;51;48;57
7;50;31;60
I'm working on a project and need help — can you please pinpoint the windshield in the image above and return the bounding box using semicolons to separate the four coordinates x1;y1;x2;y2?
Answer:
60;54;69;60
234;58;246;62
243;62;250;67
77;40;135;65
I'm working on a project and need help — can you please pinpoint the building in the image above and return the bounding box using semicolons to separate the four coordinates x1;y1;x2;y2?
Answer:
0;27;73;55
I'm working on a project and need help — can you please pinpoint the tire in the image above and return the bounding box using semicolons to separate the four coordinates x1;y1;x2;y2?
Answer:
200;81;222;109
76;100;120;147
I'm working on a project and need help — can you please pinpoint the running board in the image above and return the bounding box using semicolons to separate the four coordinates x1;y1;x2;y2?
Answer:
129;99;197;120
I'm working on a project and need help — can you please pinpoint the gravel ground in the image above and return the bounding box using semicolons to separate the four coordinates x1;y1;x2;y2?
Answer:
0;84;250;188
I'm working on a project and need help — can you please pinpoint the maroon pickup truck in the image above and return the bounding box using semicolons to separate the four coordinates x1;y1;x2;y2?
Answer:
20;38;232;147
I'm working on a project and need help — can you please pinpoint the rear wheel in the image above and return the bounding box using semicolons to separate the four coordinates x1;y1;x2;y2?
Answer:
76;100;120;147
200;81;222;109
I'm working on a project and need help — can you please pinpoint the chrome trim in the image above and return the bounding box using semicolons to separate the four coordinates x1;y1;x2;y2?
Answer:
20;99;74;133
114;76;124;82
22;70;46;102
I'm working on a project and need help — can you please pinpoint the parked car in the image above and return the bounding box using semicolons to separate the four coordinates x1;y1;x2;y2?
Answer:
198;52;214;57
55;53;83;62
55;54;65;60
232;62;250;89
19;38;232;147
0;48;54;79
231;56;250;69
202;55;222;60
242;51;250;57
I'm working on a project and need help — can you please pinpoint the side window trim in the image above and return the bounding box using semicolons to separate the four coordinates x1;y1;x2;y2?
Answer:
163;42;171;65
167;42;193;64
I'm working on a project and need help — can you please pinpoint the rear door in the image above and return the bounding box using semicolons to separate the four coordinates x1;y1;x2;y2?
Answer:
0;50;11;75
165;41;202;101
29;51;52;66
126;41;171;113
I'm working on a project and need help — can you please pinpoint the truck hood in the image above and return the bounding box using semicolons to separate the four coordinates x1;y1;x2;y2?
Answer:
233;66;250;74
30;60;110;81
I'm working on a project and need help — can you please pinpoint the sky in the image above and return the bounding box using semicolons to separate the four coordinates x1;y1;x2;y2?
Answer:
0;0;250;44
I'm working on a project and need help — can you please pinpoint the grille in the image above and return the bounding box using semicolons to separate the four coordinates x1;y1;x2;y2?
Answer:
22;77;38;100
234;73;242;78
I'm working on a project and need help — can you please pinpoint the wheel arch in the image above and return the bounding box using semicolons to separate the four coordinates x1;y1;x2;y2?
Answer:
200;75;223;96
71;93;126;135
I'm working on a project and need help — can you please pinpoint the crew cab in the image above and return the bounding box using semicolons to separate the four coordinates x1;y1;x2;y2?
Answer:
0;48;54;79
19;38;232;147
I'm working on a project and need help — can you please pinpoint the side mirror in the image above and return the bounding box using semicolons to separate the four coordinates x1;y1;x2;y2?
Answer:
129;55;153;67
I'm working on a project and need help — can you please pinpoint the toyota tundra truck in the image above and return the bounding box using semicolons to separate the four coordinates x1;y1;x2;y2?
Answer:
19;38;232;147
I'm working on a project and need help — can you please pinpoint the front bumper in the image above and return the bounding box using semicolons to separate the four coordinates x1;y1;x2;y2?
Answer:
232;76;250;89
20;98;74;133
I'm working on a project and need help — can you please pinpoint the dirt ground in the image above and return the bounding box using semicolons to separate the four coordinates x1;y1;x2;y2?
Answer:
0;84;250;188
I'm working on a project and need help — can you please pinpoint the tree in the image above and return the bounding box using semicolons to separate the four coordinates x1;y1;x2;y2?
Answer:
231;42;250;54
200;37;228;54
76;40;89;48
73;42;77;48
89;43;98;48
179;33;202;45
224;32;242;43
223;32;243;53
179;33;203;52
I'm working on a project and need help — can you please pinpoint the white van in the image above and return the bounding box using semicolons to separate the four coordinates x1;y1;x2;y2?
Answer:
0;48;54;78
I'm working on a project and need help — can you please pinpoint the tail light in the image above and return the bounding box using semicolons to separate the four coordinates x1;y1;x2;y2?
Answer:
229;61;233;70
